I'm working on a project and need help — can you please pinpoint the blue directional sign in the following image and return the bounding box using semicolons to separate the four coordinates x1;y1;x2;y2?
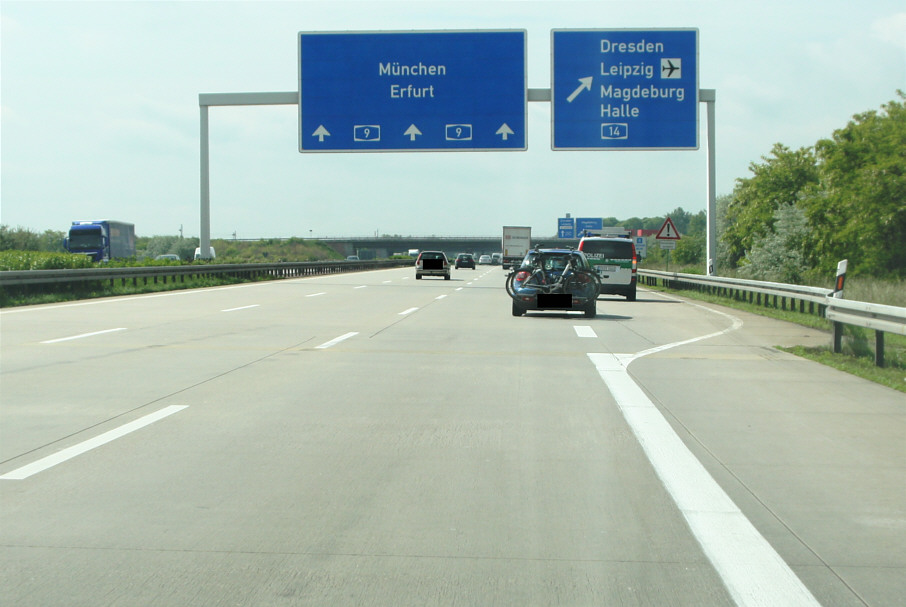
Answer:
558;217;575;239
299;30;526;152
552;29;698;150
576;217;604;235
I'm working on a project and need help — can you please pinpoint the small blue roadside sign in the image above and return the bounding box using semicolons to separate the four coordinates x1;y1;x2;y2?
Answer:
558;217;575;239
551;29;698;150
635;235;648;257
299;30;526;152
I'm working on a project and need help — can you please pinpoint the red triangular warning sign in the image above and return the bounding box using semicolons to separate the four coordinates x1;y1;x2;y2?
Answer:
656;217;681;240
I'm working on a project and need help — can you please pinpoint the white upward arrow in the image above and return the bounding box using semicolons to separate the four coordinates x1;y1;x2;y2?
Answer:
496;123;515;141
312;125;330;142
404;124;422;141
567;77;593;103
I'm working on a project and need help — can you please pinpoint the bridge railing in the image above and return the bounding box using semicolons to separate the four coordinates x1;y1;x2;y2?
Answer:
638;269;906;367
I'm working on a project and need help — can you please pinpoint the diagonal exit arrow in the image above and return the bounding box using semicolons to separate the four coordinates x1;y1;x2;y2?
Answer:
312;125;330;142
496;123;515;141
404;124;422;141
567;76;593;103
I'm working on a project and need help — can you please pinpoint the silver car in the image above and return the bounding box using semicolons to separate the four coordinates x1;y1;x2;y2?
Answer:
415;251;451;280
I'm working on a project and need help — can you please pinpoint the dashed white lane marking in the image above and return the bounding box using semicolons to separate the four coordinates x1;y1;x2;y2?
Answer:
221;304;259;312
306;292;326;297
0;405;188;480
398;307;419;315
588;302;820;607
573;325;597;338
435;294;448;300
354;285;367;289
41;328;126;344
455;287;463;291
314;331;359;350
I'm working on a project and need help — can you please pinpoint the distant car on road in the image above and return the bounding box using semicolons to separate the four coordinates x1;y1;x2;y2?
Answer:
415;251;451;280
154;254;180;262
455;253;476;269
491;253;503;265
478;255;492;265
346;255;360;261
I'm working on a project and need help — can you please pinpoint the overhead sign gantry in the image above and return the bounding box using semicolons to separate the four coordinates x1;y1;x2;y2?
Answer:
202;27;715;274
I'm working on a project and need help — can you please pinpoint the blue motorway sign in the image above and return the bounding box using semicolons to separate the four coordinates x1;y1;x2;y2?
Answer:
552;29;698;150
576;217;603;235
299;30;526;152
558;217;575;239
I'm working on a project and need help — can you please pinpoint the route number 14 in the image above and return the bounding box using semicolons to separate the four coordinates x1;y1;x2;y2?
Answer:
601;123;628;140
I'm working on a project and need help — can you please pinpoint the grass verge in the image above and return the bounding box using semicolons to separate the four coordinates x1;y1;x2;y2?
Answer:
643;281;906;394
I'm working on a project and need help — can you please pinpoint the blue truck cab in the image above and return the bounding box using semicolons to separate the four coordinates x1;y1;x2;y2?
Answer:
63;220;136;262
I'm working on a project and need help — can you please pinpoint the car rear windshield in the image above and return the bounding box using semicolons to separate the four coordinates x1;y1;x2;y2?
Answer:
523;253;585;271
582;240;633;258
422;252;445;260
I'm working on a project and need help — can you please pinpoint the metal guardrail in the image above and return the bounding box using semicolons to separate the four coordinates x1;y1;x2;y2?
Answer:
0;259;412;287
639;269;906;367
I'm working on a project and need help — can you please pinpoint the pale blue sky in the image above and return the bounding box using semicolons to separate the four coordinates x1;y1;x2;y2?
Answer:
2;1;904;238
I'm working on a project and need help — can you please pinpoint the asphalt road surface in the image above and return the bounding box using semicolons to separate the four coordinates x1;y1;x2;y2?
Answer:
1;266;903;606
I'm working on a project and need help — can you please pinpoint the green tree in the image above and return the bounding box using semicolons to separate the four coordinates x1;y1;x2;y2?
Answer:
665;207;693;234
0;225;40;251
803;93;906;276
722;144;820;267
738;204;810;283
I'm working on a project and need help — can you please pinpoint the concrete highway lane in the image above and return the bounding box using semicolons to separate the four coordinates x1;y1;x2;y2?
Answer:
1;266;903;606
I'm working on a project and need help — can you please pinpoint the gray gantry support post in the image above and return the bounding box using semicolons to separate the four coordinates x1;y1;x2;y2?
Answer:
198;92;298;259
701;89;717;275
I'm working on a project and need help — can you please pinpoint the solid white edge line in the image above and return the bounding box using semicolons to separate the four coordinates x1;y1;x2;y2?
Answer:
0;405;189;480
573;325;597;338
40;328;126;344
586;300;820;606
314;331;359;349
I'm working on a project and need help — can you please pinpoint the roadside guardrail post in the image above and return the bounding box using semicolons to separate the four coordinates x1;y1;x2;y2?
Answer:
833;321;844;354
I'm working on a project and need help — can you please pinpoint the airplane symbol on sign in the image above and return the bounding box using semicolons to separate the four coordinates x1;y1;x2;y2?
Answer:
661;59;681;79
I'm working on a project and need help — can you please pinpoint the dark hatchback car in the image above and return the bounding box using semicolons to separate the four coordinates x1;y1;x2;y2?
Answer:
455;253;476;269
509;249;599;318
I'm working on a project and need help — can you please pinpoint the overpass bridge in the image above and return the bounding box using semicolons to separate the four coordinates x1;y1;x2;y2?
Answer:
321;236;580;260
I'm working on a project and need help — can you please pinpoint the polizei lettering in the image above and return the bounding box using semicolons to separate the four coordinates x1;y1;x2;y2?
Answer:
379;61;446;100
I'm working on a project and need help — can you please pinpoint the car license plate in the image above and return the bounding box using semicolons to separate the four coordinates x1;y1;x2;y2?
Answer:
599;265;618;273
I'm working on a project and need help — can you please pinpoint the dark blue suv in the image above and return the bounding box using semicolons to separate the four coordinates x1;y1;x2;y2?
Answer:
507;249;599;318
